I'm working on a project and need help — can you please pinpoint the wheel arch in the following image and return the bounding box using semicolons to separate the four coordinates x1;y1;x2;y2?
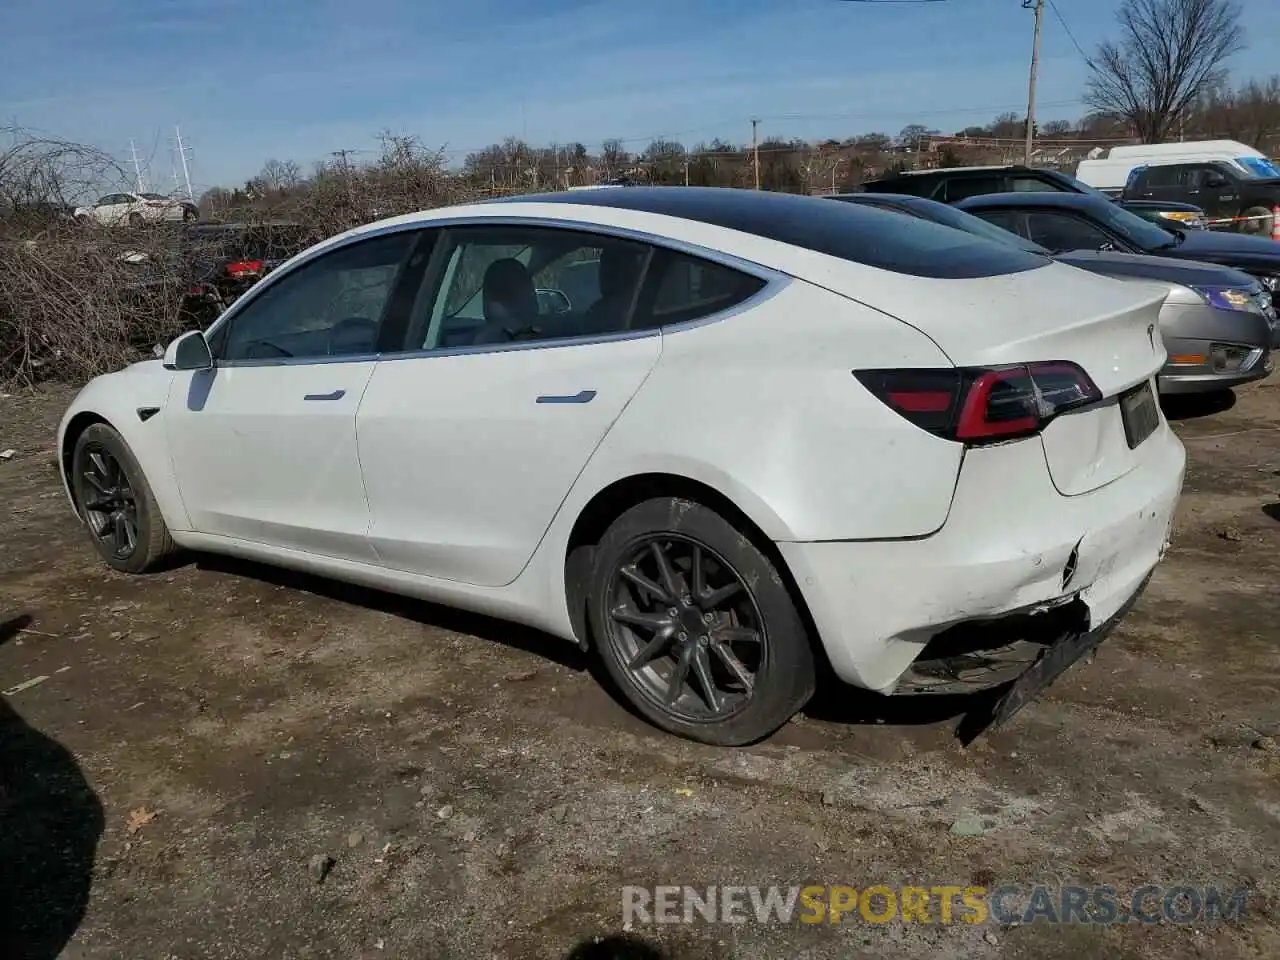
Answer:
60;411;113;516
560;472;826;670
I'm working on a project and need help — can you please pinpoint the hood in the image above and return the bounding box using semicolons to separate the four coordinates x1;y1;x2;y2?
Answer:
1056;250;1258;288
1167;229;1280;270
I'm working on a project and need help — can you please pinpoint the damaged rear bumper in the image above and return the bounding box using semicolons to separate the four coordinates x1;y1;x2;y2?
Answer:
895;572;1151;727
776;423;1185;694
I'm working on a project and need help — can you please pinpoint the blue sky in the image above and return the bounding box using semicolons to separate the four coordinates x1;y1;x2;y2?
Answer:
3;0;1278;193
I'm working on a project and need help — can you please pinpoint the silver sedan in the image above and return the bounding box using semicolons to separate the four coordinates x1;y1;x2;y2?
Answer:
832;192;1275;395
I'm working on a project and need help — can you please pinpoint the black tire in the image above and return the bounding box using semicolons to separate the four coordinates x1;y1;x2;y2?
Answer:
182;206;198;223
587;497;815;746
1238;205;1273;236
127;212;144;228
71;423;176;574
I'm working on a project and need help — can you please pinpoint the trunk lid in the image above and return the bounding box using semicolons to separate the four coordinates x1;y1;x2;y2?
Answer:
823;260;1171;494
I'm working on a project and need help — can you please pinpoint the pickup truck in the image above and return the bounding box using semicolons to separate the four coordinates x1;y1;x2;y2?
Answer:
1121;157;1280;236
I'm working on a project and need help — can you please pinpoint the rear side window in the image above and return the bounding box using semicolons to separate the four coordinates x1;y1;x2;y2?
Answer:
971;209;1026;238
1010;176;1062;192
942;177;1005;202
1141;166;1180;188
638;251;766;328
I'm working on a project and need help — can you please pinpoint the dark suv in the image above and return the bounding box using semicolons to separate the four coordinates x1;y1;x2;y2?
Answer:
861;164;1210;231
1122;158;1280;236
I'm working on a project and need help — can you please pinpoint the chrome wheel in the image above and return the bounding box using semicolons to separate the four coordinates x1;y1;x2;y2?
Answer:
604;534;766;723
80;446;138;560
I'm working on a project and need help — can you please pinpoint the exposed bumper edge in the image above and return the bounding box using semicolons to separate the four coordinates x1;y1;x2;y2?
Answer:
1158;366;1271;394
990;570;1152;728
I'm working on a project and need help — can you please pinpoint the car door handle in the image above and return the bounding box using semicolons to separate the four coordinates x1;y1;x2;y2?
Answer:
304;389;346;401
536;390;596;404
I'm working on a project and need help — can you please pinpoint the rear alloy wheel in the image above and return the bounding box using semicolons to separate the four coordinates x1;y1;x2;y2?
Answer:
588;497;815;746
72;423;176;573
127;212;144;228
182;206;198;223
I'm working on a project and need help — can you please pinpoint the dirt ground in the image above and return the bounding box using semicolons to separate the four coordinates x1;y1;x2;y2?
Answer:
2;378;1279;960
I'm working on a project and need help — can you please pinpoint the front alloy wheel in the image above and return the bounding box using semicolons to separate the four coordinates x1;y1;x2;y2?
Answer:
71;423;176;573
80;446;138;560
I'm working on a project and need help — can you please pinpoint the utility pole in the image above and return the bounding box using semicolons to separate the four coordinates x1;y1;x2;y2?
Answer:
129;138;148;192
175;125;194;200
1023;0;1044;167
751;118;761;190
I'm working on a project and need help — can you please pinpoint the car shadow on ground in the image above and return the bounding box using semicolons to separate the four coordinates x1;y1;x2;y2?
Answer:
564;933;668;958
1263;502;1280;523
802;670;1005;745
193;554;998;744
1160;389;1236;421
192;554;591;672
0;614;105;960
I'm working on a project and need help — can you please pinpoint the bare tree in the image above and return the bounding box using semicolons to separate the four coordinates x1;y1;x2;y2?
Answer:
600;139;627;178
1085;0;1244;143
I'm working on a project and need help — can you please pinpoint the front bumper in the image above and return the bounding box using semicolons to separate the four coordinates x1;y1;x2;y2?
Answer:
777;424;1185;694
1158;340;1271;394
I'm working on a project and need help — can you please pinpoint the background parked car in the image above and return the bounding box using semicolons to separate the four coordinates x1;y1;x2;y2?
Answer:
955;192;1280;298
832;192;1275;396
178;221;313;321
74;192;198;227
1121;157;1280;237
860;164;1209;231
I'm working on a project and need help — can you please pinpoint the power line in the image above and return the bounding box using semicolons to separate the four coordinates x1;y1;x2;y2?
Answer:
1046;0;1092;64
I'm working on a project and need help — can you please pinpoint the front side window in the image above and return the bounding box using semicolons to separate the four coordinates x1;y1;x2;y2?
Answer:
413;226;653;349
217;230;416;362
1194;164;1233;187
1025;212;1114;253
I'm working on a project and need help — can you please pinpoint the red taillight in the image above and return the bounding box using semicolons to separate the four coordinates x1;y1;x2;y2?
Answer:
855;362;1102;444
226;259;264;278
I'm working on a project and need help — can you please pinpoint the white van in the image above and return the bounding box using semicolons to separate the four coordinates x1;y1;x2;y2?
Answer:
1076;140;1269;195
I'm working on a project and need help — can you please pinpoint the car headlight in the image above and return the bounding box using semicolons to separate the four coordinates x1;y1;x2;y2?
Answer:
1191;285;1261;313
1160;210;1206;228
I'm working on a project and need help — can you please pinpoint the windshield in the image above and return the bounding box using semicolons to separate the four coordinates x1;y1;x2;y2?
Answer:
1236;156;1280;178
1086;197;1182;250
1052;171;1113;200
139;192;169;201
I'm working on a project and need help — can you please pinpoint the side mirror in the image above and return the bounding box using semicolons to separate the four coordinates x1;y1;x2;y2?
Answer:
163;330;213;371
536;287;572;315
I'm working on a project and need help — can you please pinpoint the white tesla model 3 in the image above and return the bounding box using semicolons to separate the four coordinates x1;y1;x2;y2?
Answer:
58;187;1186;745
